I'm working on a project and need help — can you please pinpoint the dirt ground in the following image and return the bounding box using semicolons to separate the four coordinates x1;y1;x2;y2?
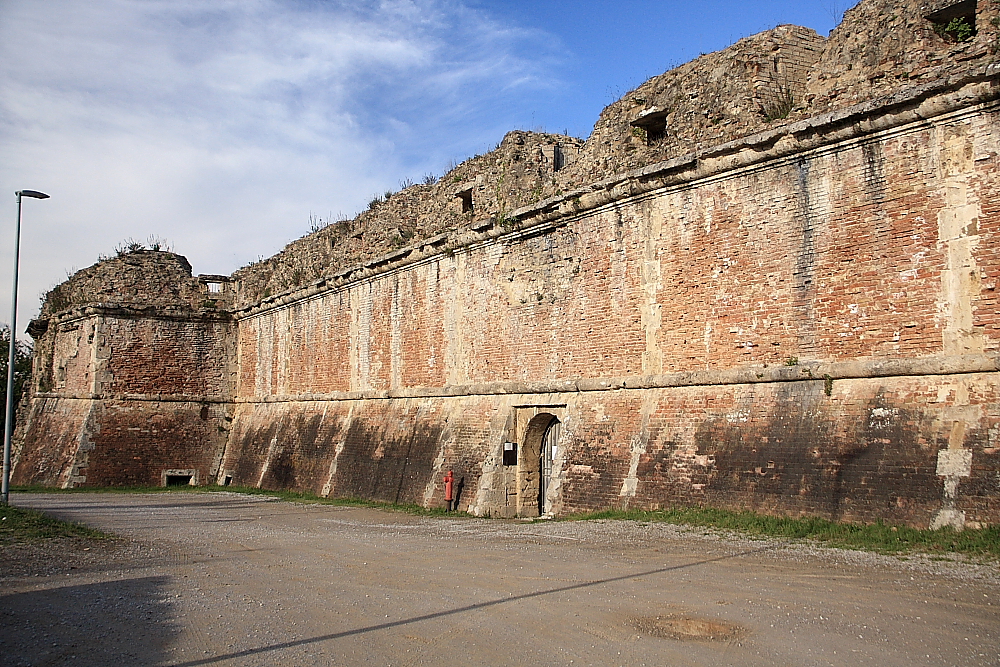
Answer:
1;493;997;667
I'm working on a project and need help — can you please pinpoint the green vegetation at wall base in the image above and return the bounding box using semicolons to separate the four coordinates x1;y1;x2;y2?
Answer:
561;506;1000;559
10;484;463;517
11;486;997;558
0;505;109;543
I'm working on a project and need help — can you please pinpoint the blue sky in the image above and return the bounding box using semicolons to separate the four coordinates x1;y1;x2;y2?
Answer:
0;0;848;336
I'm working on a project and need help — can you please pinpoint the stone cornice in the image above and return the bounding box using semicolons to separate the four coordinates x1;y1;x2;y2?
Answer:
36;353;996;404
32;392;230;403
32;303;232;334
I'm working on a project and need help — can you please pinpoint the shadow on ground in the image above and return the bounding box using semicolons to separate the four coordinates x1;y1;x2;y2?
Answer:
0;576;178;667
168;548;768;667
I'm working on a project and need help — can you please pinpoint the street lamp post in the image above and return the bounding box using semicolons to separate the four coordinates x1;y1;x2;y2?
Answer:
1;189;49;505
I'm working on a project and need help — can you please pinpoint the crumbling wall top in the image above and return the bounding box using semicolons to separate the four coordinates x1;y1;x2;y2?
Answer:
232;130;583;307
807;0;1000;111
557;24;826;186
230;0;1000;309
41;0;1000;317
37;249;226;323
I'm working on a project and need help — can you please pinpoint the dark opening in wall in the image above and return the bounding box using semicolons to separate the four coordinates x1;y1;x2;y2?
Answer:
457;188;474;214
630;108;670;145
166;474;193;486
223;475;233;486
553;145;565;172
502;441;518;466
926;0;977;42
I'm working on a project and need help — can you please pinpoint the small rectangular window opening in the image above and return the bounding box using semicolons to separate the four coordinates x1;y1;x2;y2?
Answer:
457;189;474;214
223;475;233;487
166;474;193;486
925;0;977;42
553;145;565;172
630;108;670;146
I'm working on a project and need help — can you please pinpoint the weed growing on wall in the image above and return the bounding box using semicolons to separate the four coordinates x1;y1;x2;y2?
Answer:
114;239;144;256
41;283;71;312
934;17;976;42
308;211;334;233
105;236;172;259
146;236;170;252
762;82;795;121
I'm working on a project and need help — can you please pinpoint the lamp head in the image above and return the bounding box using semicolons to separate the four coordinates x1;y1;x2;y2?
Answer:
15;190;49;199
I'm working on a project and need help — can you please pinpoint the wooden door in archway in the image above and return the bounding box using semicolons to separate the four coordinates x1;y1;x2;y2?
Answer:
518;412;560;517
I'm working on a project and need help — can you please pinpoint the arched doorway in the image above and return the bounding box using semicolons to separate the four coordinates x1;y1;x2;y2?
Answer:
518;413;561;517
539;418;560;514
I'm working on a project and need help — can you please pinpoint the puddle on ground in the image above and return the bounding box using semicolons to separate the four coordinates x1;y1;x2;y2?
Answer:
631;615;746;641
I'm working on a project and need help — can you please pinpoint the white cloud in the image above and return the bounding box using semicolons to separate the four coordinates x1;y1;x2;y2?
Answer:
0;0;563;335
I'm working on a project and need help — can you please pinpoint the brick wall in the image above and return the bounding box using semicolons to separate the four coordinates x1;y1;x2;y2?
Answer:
236;108;999;390
217;370;999;528
12;311;233;488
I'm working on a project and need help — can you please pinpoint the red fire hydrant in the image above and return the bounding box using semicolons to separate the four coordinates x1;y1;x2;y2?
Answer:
444;470;454;512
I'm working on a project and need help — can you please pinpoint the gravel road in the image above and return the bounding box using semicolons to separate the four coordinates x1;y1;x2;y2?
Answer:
1;492;997;666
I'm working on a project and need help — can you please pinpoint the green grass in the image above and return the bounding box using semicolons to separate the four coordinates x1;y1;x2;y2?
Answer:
561;506;1000;559
207;485;461;516
12;485;999;558
10;484;463;518
0;504;109;543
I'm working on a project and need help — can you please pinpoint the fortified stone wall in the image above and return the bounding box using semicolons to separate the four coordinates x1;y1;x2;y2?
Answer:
220;372;999;528
234;89;1000;391
219;82;1000;526
12;0;1000;529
